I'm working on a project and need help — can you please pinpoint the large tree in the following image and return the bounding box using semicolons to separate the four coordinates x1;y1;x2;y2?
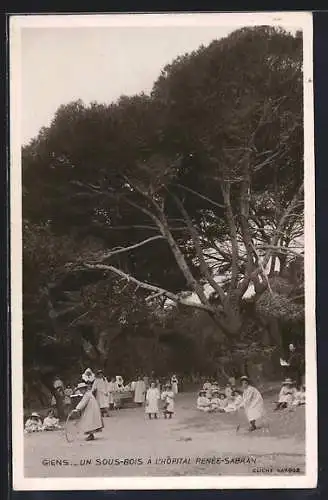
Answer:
23;26;304;351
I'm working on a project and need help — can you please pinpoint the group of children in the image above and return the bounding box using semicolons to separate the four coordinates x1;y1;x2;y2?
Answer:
197;376;266;432
196;380;242;413
25;369;179;438
24;409;62;434
275;378;306;410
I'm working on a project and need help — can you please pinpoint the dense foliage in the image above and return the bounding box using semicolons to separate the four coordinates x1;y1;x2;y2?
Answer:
22;26;304;404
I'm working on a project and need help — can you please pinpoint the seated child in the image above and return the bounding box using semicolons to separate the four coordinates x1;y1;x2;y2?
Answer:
24;412;43;433
275;378;296;410
234;390;243;406
197;390;212;412
224;390;242;413
217;392;228;411
42;409;62;431
292;385;306;406
161;384;175;419
211;382;220;393
210;391;222;411
203;381;212;392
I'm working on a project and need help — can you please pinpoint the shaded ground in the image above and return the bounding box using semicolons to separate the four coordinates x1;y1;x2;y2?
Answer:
24;392;305;477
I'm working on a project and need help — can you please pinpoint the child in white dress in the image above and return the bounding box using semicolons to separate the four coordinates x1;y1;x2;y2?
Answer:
197;391;212;412
24;412;43;433
210;391;221;411
292;385;306;406
161;384;175;419
43;409;62;431
145;382;160;419
275;379;296;410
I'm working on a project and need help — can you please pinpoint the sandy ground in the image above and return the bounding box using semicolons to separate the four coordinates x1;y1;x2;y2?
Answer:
24;392;305;477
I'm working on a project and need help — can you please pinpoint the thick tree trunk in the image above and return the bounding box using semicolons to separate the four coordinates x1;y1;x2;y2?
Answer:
223;291;244;336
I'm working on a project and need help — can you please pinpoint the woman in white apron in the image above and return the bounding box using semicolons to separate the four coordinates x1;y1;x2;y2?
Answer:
134;376;146;406
92;370;110;416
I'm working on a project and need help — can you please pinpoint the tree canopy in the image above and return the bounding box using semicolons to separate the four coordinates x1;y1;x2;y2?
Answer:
22;26;304;398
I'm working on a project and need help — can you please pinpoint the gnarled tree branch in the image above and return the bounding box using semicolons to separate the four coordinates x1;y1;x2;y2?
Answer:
90;235;166;263
168;190;226;303
83;262;215;313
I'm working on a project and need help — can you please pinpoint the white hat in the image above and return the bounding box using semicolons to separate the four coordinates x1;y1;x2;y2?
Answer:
77;382;87;389
31;412;40;418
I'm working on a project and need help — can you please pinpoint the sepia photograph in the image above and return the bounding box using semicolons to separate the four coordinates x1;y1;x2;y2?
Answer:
10;12;316;490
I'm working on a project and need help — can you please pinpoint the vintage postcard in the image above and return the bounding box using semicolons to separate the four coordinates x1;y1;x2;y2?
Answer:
10;12;317;490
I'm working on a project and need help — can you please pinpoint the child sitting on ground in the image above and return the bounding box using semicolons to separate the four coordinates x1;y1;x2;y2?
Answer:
275;378;296;410
24;412;43;433
223;390;242;413
217;392;228;411
210;391;223;412
197;390;212;412
203;380;212;393
211;381;220;393
42;409;63;431
292;385;306;406
161;384;175;419
233;390;243;408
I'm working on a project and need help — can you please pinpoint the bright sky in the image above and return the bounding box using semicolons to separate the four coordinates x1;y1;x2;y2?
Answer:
21;26;237;145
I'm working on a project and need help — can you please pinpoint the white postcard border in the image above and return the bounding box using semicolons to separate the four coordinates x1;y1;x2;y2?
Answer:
10;11;317;490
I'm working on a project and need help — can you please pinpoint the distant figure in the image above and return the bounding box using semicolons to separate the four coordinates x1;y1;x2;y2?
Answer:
50;393;57;410
54;386;65;421
53;375;64;391
225;390;243;413
211;381;220;394
224;383;233;399
203;381;212;392
292;385;306;406
218;392;228;411
143;375;150;391
115;375;124;391
64;385;73;416
92;370;110;417
82;368;95;384
233;391;243;409
275;378;296;410
107;377;117;409
134;376;146;406
52;375;65;420
161;384;175;419
171;375;179;395
24;412;43;433
197;390;212;412
210;391;222;412
240;376;264;431
145;382;160;419
71;382;103;441
43;409;62;431
287;344;304;389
